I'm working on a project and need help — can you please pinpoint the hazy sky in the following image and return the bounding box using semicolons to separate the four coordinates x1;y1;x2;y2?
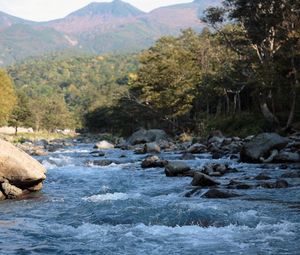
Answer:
0;0;194;21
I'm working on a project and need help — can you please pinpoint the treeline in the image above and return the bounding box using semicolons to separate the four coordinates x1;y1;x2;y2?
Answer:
87;0;300;136
3;54;138;132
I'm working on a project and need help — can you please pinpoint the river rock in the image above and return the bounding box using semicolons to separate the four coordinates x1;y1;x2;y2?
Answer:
128;129;168;145
227;180;253;189
86;159;116;166
187;143;207;154
165;161;191;177
0;139;46;190
94;140;114;150
144;142;161;153
141;155;166;169
1;182;23;199
201;163;237;177
191;173;220;187
240;133;289;163
260;179;289;189
202;189;239;199
254;173;271;180
273;151;300;163
281;171;300;178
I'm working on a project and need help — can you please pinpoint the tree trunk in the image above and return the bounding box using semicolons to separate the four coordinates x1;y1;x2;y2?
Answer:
15;125;18;136
285;90;296;130
216;99;222;116
225;90;230;115
259;94;280;128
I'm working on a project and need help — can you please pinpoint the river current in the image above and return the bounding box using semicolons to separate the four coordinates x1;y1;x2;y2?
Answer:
0;143;299;255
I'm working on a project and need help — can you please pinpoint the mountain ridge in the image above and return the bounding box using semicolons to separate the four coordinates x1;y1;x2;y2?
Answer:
0;0;221;66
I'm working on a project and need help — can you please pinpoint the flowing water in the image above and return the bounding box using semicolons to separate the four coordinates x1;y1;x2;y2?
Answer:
0;143;300;255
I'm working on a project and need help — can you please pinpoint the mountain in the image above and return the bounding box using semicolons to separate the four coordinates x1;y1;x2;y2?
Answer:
0;11;34;31
0;0;221;66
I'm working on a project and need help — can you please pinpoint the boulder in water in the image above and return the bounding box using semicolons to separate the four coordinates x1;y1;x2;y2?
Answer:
165;161;191;177
144;142;161;153
187;143;207;154
273;151;300;163
141;155;166;169
0;139;46;190
94;140;114;150
128;129;168;145
86;159;116;166
202;189;239;199
191;173;220;187
240;133;289;163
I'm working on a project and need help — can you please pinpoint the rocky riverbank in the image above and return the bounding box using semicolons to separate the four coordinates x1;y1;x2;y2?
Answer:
1;128;299;201
86;129;300;199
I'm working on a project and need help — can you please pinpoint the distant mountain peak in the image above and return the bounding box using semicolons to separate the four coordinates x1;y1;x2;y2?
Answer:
68;0;145;18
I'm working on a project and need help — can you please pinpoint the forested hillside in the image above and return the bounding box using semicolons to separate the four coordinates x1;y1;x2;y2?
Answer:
7;54;138;131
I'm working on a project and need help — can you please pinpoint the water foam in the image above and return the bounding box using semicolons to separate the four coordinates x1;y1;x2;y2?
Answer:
82;192;140;202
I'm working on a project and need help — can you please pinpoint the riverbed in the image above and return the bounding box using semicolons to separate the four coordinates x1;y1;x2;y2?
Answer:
0;143;299;254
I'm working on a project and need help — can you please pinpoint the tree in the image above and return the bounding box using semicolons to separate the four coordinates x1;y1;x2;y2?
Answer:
0;69;16;125
204;0;300;129
29;96;75;132
8;92;32;135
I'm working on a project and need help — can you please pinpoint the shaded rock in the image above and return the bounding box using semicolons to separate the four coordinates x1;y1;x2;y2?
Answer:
227;180;253;189
141;155;166;169
202;189;239;199
187;143;207;154
89;149;106;157
273;151;300;163
86;159;116;166
275;179;289;188
0;139;46;189
144;142;161;153
240;133;289;163
27;183;43;192
254;173;271;180
191;173;220;187
157;140;177;151
260;179;289;189
128;129;168;145
184;188;202;197
201;163;237;177
94;140;114;150
281;171;300;178
180;152;196;160
165;161;191;177
133;145;146;155
1;182;23;199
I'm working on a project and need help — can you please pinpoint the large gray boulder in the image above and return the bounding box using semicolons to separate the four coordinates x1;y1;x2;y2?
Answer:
0;139;46;191
240;133;289;163
165;161;191;177
128;129;168;145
